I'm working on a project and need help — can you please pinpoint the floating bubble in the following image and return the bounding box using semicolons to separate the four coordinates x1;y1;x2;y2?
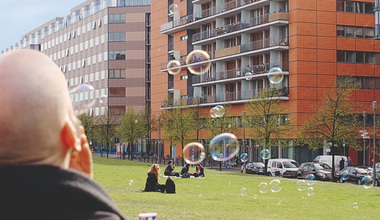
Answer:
167;60;181;75
240;188;247;196
296;180;307;191
353;202;358;209
240;153;249;163
209;133;239;162
183;142;206;165
277;200;282;206
305;174;316;186
210;105;225;118
268;67;284;84
245;72;253;81
168;4;179;13
270;179;282;193
129;180;134;186
306;187;314;196
253;194;258;199
341;170;349;181
69;84;107;115
361;176;374;189
260;149;270;160
259;182;268;193
186;50;211;75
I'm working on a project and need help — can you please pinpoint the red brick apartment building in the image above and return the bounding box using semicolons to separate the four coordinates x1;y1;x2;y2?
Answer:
151;0;380;165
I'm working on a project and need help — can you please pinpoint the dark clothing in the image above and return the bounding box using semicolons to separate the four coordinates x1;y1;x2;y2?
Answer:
340;159;345;170
164;164;177;176
193;167;205;177
181;166;189;175
144;173;165;192
348;158;353;166
0;165;125;220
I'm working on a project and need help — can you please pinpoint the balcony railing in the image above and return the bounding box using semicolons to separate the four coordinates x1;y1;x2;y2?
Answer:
161;0;268;32
268;12;289;22
192;61;289;84
241;36;288;53
215;45;241;58
192;13;270;42
161;87;289;108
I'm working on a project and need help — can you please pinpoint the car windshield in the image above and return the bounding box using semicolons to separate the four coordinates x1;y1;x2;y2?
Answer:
283;161;298;168
355;168;368;174
253;163;265;168
314;163;331;170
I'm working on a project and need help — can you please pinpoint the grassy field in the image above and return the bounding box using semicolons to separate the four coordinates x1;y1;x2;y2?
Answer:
93;156;379;220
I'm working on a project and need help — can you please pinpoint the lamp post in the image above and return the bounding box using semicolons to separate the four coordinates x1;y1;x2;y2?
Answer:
242;111;246;174
363;111;366;166
372;101;377;182
157;115;161;164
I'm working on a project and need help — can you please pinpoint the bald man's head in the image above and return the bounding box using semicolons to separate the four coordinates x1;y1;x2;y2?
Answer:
0;50;75;165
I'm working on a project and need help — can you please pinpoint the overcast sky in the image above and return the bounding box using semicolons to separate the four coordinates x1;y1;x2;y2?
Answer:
0;0;85;53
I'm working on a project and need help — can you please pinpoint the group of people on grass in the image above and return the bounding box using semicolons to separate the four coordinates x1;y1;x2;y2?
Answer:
144;160;205;192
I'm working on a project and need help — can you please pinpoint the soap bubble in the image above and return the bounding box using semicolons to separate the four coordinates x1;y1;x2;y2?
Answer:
259;182;268;193
269;179;282;193
306;187;314;196
305;174;316;186
253;194;258;199
296;180;307;191
183;142;206;165
341;170;349;181
210;105;225;118
240;153;249;163
240;188;247;196
129;180;134;186
361;176;374;189
353;202;358;209
186;50;211;75
168;4;179;13
70;84;107;115
209;133;239;162
260;149;270;160
167;60;181;75
245;72;253;80
268;67;284;84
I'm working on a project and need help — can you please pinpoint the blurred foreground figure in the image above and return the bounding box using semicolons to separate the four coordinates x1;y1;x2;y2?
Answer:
0;50;125;220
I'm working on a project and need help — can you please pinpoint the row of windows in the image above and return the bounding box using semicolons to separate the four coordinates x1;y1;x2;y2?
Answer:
65;71;107;87
43;34;106;55
337;26;374;39
338;76;380;90
109;14;126;23
109;51;126;60
337;51;377;64
109;69;126;78
109;88;126;97
337;1;374;14
60;52;108;72
109;32;126;42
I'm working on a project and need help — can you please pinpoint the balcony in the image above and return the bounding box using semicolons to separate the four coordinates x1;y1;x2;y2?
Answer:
241;36;288;53
215;45;241;58
268;12;289;22
161;87;289;108
161;0;269;34
192;14;270;43
192;61;289;85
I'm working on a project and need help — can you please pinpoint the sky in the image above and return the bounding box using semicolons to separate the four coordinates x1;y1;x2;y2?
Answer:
0;0;85;53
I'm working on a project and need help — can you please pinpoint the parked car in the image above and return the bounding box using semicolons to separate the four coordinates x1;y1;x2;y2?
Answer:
313;155;347;171
297;162;332;181
336;167;369;185
241;162;265;174
267;159;299;178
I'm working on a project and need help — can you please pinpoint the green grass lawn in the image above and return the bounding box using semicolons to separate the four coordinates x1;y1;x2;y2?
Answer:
93;156;380;220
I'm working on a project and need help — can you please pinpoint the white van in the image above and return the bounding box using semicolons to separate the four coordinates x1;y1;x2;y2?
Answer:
313;155;347;171
267;159;300;178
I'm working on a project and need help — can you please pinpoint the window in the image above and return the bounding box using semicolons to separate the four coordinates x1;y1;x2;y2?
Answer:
180;75;188;80
337;26;345;37
356;51;364;63
346;26;354;37
109;51;126;60
109;88;126;97
109;14;126;23
355;27;363;38
109;69;126;78
365;27;374;39
346;1;354;12
180;35;188;41
109;32;126;42
337;51;378;64
110;106;125;115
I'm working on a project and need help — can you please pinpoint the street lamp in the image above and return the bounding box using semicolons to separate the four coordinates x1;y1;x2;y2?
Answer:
242;111;246;174
372;101;377;182
363;111;366;166
157;115;161;164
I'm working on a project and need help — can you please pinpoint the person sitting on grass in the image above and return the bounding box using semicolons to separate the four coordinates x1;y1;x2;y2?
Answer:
181;164;191;178
0;49;125;220
164;160;179;176
144;164;166;192
193;164;205;178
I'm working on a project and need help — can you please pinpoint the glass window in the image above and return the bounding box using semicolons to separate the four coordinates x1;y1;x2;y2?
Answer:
337;51;345;62
109;32;126;42
346;26;354;37
109;14;126;23
365;3;373;14
356;51;364;63
375;78;380;89
355;27;363;38
365;52;375;64
347;51;355;63
365;28;374;39
356;2;363;13
337;26;345;37
346;1;354;12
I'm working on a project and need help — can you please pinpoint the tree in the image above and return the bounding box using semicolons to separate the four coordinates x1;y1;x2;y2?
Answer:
94;110;118;158
116;105;145;160
190;103;207;142
205;105;240;140
77;113;95;143
297;77;360;181
244;87;289;174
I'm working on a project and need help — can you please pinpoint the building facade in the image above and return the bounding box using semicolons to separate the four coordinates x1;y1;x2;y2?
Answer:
151;0;380;165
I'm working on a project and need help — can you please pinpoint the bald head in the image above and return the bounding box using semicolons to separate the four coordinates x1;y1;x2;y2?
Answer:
0;50;75;165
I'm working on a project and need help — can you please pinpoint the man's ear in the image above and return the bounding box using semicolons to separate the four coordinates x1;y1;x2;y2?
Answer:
61;119;81;152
